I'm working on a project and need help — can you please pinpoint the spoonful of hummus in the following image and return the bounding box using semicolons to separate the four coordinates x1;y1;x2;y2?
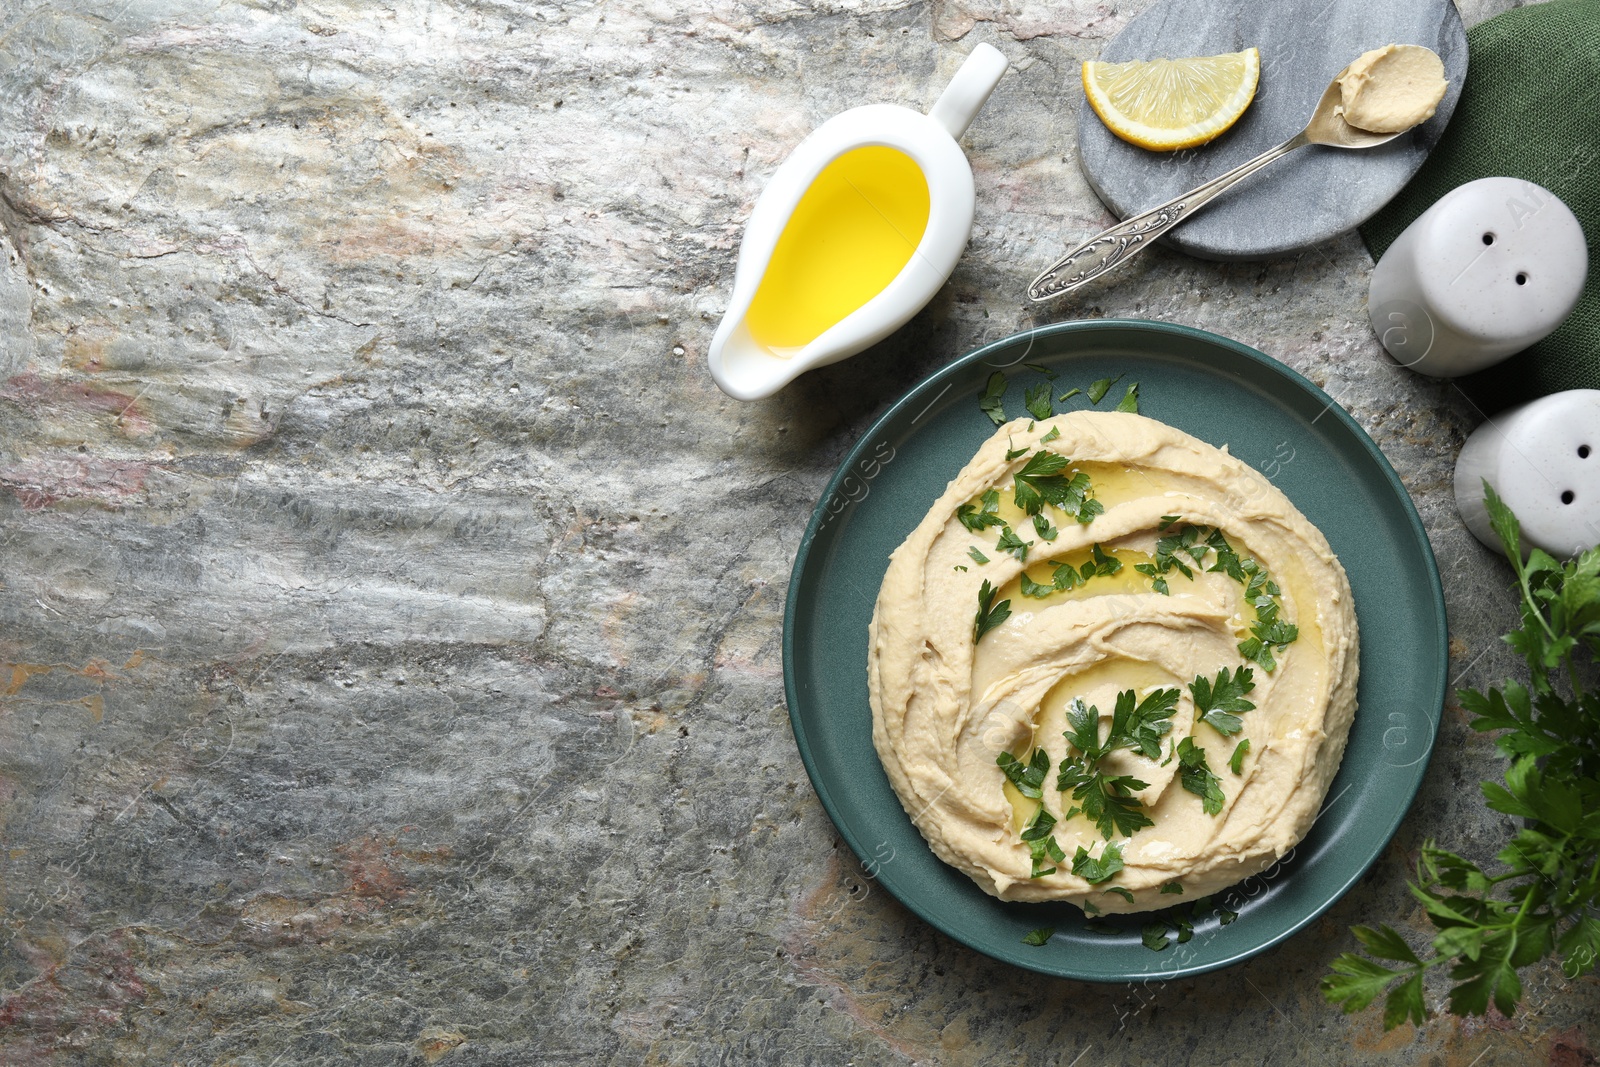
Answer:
1336;44;1449;133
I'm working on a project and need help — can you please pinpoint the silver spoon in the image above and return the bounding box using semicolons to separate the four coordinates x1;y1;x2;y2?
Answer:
1028;67;1415;302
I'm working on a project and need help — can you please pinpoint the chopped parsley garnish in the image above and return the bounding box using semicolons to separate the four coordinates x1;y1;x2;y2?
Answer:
1005;441;1029;461
1089;542;1122;576
1103;886;1136;903
1071;841;1125;884
1114;382;1140;413
997;748;1049;799
968;545;990;564
973;580;1011;642
1021;926;1055;946
1161;881;1184;895
1056;757;1152;841
1012;451;1103;524
1051;560;1083;591
1058;387;1082;402
1024;383;1054;421
953;565;968;572
1039;426;1061;444
1019;571;1054;599
1189;666;1257;737
1229;738;1251;775
1239;613;1300;671
1032;514;1058;541
1140;895;1233;952
995;525;1032;562
1177;737;1225;816
1024;362;1056;379
980;372;1008;426
1055;690;1178;839
1132;521;1300;671
1022;805;1066;877
957;488;1005;532
1087;375;1123;404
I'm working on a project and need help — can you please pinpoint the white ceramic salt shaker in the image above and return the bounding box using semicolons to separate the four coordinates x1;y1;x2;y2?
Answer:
1369;177;1587;377
1455;390;1600;558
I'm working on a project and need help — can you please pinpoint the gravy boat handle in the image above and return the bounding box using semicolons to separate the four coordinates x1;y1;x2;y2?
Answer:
929;43;1010;139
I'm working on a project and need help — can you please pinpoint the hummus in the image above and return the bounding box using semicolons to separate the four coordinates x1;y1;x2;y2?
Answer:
1337;44;1448;134
867;411;1358;913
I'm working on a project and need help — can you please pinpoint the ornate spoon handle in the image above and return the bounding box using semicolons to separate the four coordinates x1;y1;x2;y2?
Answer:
1028;131;1310;301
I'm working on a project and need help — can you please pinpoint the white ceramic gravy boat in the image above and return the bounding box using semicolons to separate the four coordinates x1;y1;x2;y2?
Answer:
707;43;1009;401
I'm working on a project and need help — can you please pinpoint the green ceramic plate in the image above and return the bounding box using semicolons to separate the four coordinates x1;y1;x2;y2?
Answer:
783;319;1446;981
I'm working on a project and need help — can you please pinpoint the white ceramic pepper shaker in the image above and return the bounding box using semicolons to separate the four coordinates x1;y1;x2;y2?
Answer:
1369;177;1587;377
1455;390;1600;558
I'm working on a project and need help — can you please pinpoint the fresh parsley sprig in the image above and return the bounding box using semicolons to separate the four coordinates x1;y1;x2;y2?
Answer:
957;488;1006;532
1176;737;1225;815
1190;666;1257;737
1012;451;1103;525
1323;485;1600;1028
974;580;1011;642
1055;689;1180;839
995;525;1032;562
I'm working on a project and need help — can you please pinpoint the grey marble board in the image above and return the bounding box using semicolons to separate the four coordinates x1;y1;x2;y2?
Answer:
1075;0;1467;261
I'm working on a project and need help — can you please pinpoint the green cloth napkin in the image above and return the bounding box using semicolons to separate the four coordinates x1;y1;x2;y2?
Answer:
1359;0;1600;413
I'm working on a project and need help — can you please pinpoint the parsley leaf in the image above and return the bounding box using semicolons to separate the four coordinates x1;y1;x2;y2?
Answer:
973;580;1011;642
1024;383;1054;421
1021;803;1066;877
995;525;1032;562
968;545;990;564
1161;882;1184;895
1071;841;1125;884
1012;451;1101;524
1190;666;1257;737
1142;923;1171;951
1039;426;1061;444
1087;375;1123;405
1051;560;1081;592
1005;442;1029;461
1022;926;1055;946
1229;738;1251;775
953;565;968;572
1019;571;1055;599
1108;686;1181;760
1177;737;1225;815
1056;757;1154;840
1103;886;1136;904
1114;382;1140;413
979;372;1008;426
1024;363;1056;379
997;748;1049;799
957;489;1006;532
1058;387;1082;402
1032;514;1058;541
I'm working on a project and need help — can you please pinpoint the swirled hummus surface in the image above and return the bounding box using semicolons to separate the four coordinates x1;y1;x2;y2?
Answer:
867;411;1358;913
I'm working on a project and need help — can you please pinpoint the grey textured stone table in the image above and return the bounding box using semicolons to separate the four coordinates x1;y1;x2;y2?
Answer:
0;1;1594;1064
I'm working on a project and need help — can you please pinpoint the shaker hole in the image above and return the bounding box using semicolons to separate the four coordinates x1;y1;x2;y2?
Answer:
1482;233;1495;245
1562;490;1576;505
1516;273;1529;285
1580;445;1592;459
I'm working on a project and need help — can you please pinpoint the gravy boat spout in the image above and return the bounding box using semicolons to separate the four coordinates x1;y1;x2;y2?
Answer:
708;44;1009;401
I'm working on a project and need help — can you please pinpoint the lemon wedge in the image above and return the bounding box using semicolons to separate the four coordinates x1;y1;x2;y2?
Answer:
1083;48;1260;151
